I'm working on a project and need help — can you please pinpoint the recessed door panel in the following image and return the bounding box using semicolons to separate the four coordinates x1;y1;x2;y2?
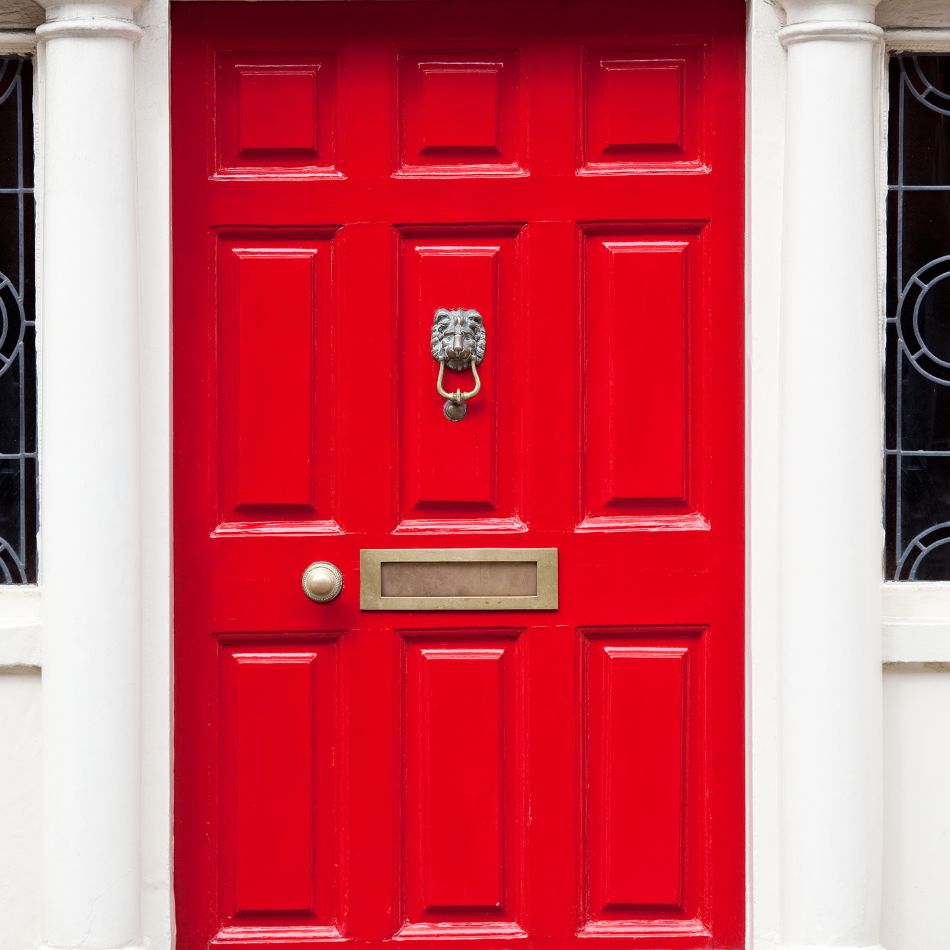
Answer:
582;45;706;171
402;633;524;932
173;4;744;949
581;225;702;526
398;50;522;174
215;51;339;177
398;227;523;529
218;642;339;931
582;630;704;928
216;230;338;528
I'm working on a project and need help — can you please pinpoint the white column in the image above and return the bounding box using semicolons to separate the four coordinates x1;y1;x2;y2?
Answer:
776;1;885;949
37;3;144;949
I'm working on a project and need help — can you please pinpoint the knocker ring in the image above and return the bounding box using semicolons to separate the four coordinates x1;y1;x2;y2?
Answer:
430;307;486;422
436;359;481;421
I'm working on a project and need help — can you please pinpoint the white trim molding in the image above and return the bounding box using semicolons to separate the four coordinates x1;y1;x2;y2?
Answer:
883;583;950;663
774;1;887;949
35;0;145;948
0;28;36;50
0;588;40;668
886;27;950;50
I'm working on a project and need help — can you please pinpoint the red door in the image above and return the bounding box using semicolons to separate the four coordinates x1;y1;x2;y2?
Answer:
172;3;745;948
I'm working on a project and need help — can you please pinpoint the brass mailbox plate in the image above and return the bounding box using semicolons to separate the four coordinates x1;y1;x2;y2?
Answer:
360;548;558;611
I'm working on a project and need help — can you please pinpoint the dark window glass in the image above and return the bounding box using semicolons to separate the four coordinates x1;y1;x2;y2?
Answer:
0;58;37;583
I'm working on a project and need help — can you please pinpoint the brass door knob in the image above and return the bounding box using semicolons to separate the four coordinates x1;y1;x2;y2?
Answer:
301;561;344;603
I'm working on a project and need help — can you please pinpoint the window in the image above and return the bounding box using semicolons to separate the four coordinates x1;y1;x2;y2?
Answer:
885;54;950;580
0;57;36;583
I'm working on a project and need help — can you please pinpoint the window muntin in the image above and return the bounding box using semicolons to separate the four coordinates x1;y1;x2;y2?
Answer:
0;57;36;583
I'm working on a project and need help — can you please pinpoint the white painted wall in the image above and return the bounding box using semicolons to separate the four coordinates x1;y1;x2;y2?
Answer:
882;665;950;950
0;668;42;950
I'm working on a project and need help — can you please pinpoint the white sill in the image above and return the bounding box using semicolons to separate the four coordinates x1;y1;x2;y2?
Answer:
0;586;40;669
883;582;950;664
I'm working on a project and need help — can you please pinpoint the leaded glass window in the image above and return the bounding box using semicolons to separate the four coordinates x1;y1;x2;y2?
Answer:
0;58;36;583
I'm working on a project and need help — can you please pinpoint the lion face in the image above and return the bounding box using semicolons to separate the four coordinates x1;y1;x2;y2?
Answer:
430;308;487;372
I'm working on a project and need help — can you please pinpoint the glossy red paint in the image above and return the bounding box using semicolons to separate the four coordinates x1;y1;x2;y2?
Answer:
172;3;745;948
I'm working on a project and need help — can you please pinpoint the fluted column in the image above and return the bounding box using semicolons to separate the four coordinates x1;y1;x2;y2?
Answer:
36;2;144;948
776;1;885;948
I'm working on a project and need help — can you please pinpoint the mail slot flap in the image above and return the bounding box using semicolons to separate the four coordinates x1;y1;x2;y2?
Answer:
360;548;558;611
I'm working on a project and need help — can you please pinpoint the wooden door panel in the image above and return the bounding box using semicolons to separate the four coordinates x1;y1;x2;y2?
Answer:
402;631;525;933
215;51;339;178
581;45;706;172
173;3;745;949
397;50;523;176
216;230;339;527
582;631;704;928
219;643;340;929
581;225;703;525
398;227;524;529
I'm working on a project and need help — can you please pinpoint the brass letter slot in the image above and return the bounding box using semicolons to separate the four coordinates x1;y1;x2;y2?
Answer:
360;548;558;611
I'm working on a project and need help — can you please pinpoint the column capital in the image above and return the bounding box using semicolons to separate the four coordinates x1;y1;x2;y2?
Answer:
779;20;883;46
777;0;881;25
36;0;142;41
777;0;884;47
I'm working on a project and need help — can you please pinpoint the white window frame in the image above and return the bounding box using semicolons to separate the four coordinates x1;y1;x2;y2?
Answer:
0;32;40;673
880;27;950;665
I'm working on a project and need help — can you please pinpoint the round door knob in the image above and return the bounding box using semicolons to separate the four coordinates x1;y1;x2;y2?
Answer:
301;561;344;603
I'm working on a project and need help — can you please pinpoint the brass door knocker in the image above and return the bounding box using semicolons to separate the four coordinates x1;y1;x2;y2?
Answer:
430;307;486;421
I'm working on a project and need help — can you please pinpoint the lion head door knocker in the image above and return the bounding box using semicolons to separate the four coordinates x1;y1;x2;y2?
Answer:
430;307;486;422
